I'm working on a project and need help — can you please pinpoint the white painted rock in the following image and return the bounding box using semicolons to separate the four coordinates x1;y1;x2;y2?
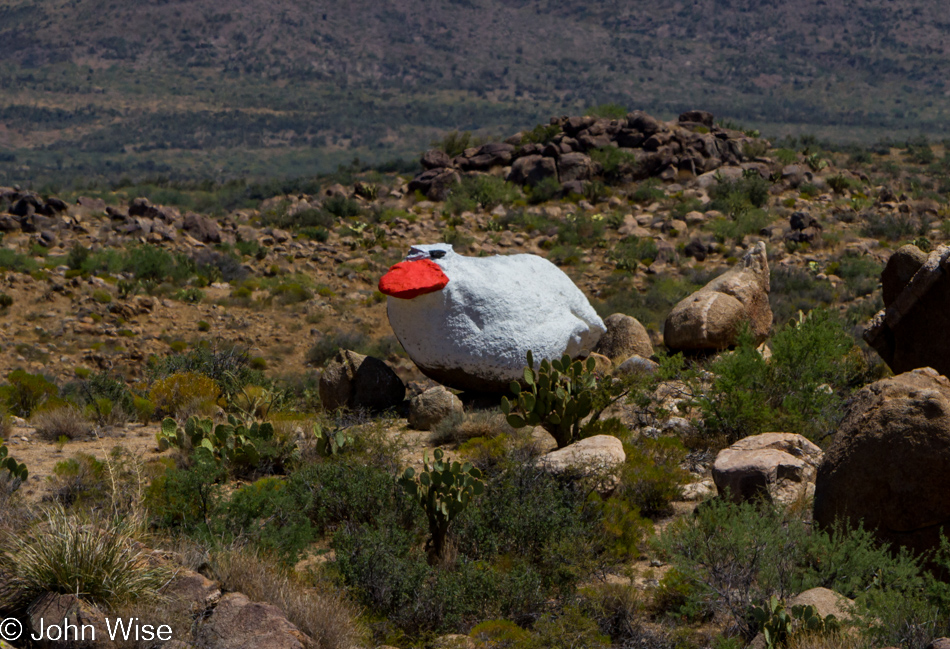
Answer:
379;243;606;392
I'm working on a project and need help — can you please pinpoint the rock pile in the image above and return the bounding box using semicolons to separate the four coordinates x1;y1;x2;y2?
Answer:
409;109;765;199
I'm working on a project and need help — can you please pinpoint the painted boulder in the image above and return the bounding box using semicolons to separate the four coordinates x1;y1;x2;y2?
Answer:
379;243;606;392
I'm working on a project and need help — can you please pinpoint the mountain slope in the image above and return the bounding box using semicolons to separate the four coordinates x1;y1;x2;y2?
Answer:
2;0;950;186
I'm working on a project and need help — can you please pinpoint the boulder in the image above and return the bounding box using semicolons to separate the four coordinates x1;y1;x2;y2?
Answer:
183;213;222;243
407;168;461;201
381;244;605;392
538;435;625;493
678;110;714;127
165;569;222;611
814;368;950;559
506;155;558;187
865;245;950;376
197;592;310;649
408;386;463;431
880;243;928;307
616;355;659;377
28;593;106;649
788;587;854;622
421;149;452;170
593;313;653;362
556;152;595;183
713;433;823;506
927;640;950;649
664;242;772;351
318;349;406;411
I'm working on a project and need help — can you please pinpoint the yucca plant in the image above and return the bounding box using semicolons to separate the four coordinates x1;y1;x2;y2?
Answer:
0;506;172;611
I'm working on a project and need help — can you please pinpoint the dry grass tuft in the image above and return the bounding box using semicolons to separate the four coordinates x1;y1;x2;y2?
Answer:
31;405;93;441
0;505;172;612
431;410;514;446
210;547;364;649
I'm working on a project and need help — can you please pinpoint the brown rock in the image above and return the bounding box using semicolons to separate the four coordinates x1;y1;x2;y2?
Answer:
881;244;928;307
678;110;714;127
788;587;854;622
713;433;823;506
183;213;222;244
587;352;613;375
664;242;772;351
165;569;221;611
594;313;653;362
408;386;463;431
318;349;406;412
407;168;461;201
507;155;558;187
927;640;950;649
814;368;950;559
556;152;595;183
197;592;310;649
28;593;107;649
538;435;625;494
865;245;950;376
421;149;452;169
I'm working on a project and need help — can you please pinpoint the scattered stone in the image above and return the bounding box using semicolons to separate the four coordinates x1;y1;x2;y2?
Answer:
664;242;772;351
681;478;716;501
713;433;823;506
814;368;950;559
408;386;463;431
318;349;406;411
594;313;654;362
197;592;310;649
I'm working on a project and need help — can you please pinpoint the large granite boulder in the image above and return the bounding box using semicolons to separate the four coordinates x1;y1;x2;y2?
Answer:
593;313;653;362
864;244;950;377
318;349;406;411
506;155;558;187
380;244;605;392
713;433;823;506
814;368;950;558
664;242;772;351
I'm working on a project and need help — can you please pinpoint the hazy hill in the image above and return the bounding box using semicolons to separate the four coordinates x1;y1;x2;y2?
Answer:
2;0;950;186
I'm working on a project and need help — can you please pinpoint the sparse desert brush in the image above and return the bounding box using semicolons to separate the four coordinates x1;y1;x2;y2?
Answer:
0;505;172;612
30;405;92;441
431;410;514;446
210;547;364;649
149;371;220;419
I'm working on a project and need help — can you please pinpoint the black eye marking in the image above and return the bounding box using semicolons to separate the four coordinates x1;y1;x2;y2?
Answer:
429;250;446;259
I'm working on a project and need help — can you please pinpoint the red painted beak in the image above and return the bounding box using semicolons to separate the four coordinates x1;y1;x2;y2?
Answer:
378;259;449;299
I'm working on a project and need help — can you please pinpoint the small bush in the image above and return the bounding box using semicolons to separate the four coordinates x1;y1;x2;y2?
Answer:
617;437;689;518
590;147;640;184
0;506;170;611
609;236;658;272
61;372;136;425
711;208;771;244
30;406;92;441
210;548;363;649
630;180;666;204
0;370;58;418
323;195;363;218
445;176;521;214
148;345;264;401
0;248;38;273
710;171;770;217
148;372;220;419
527;177;561;204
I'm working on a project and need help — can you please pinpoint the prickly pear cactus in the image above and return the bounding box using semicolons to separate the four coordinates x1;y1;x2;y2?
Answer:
157;414;272;469
0;441;28;488
398;448;484;562
314;423;353;457
500;350;597;448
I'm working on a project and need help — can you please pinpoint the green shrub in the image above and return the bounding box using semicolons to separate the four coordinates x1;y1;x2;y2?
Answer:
149;372;220;418
630;180;666;204
521;123;561;145
586;103;628;119
222;477;315;564
271;282;313;305
292;460;397;534
0;248;38;273
0;370;58;417
862;211;924;241
0;293;11;308
609;236;658;272
617;437;689;518
527;177;561;204
711;208;772;244
834;253;883;298
445;176;521;214
558;213;606;247
148;344;265;402
652;498;926;637
709;170;770;217
434;130;474;157
62;372;136;424
590;147;640;184
323;195;363;218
